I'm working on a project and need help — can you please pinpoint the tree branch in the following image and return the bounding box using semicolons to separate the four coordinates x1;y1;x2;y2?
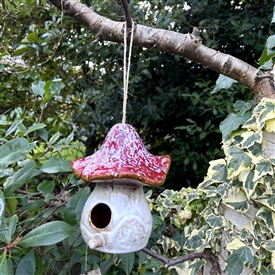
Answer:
47;0;275;101
142;248;220;274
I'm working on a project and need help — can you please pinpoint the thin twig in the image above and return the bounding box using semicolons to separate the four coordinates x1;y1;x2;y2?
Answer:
120;0;132;28
15;189;68;203
142;248;219;273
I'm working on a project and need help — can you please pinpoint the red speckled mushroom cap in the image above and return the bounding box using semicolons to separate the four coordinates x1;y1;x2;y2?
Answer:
71;123;171;187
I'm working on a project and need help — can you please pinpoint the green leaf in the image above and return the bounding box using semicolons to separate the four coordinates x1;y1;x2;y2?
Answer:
42;91;53;104
15;249;36;275
143;258;164;270
0;252;13;275
257;99;275;128
255;191;275;212
239;170;256;198
253;159;274;181
141;69;152;79
49;79;65;94
205;213;226;229
4;162;38;197
0;193;9;244
272;6;275;24
227;146;252;178
37;180;55;195
5;120;23;137
224;190;249;212
0;138;35;167
40;157;72;173
0;190;4;223
266;35;275;56
205;159;228;182
120;252;135;275
225;246;254;275
64;188;90;224
184;229;205;250
32;81;45;98
240;132;261;149
65;131;74;145
7;215;18;243
48;132;61;145
220;112;251;141
233;101;253;116
24;124;47;136
212;74;237;94
258;48;272;66
21;200;45;212
263;239;275;252
100;254;117;275
257;207;275;232
37;128;48;141
14;44;30;55
189;259;206;275
242;114;257;131
19;221;73;247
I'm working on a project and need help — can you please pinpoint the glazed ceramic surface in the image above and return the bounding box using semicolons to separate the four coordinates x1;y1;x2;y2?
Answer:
80;179;152;254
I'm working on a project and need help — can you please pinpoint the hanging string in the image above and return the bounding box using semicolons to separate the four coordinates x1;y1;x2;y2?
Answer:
122;20;135;124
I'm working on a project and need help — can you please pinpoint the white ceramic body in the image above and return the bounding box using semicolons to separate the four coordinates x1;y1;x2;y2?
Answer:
80;179;152;254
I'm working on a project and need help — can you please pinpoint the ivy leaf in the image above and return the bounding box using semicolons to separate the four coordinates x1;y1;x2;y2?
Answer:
233;100;253;116
262;239;275;252
205;159;228;182
227;146;252;178
239;170;256;198
224;190;249;212
257;207;275;232
205;213;226;229
212;74;237;94
189;259;206;275
240;132;261;149
265;118;275;132
253;159;274;181
220;112;251;141
257;99;275;128
226;238;246;251
19;221;73;247
184;229;205;250
225;246;254;275
242;114;257;131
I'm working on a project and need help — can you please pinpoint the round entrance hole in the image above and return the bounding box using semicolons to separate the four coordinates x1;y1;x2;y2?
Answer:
90;203;111;229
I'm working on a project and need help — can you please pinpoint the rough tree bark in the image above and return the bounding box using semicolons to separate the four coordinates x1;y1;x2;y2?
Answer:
48;0;275;102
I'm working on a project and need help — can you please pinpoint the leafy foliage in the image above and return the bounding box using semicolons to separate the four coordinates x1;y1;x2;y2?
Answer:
1;1;275;275
4;86;275;275
135;98;275;275
1;0;274;188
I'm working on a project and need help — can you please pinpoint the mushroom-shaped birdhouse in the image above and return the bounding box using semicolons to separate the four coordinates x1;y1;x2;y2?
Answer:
71;123;171;253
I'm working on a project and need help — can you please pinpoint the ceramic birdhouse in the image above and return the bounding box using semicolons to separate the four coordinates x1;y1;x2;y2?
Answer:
71;123;171;254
